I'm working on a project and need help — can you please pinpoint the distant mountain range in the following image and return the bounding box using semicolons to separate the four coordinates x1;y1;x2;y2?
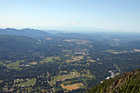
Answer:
0;28;86;39
0;28;51;38
88;69;140;93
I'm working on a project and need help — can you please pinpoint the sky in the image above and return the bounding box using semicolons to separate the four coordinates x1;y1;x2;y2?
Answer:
0;0;140;32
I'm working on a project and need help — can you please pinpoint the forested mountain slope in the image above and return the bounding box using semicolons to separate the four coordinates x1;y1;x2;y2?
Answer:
0;35;61;61
0;28;51;38
88;69;140;93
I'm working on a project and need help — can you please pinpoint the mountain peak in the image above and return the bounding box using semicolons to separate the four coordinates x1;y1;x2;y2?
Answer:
5;28;17;30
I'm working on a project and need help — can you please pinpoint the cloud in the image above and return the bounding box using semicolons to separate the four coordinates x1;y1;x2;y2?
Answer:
65;22;82;26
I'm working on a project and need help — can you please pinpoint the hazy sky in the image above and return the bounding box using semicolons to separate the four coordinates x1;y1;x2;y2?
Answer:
0;0;140;32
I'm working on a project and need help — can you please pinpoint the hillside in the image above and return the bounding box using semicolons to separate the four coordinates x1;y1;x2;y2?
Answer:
0;35;61;61
88;69;140;93
0;28;51;38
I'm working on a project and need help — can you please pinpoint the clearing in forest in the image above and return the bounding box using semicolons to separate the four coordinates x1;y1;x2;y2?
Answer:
0;80;3;83
40;57;61;63
15;78;36;87
66;56;83;62
50;72;80;85
61;83;83;91
5;61;21;70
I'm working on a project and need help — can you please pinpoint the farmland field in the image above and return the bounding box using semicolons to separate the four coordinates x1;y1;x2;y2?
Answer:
0;80;3;83
40;57;61;63
15;78;36;87
50;72;80;85
5;61;21;70
61;83;83;91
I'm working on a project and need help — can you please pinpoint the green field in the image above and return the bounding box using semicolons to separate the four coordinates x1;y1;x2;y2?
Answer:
40;57;61;63
15;79;24;83
50;72;80;85
15;78;36;87
81;74;95;78
5;61;21;70
0;62;3;65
